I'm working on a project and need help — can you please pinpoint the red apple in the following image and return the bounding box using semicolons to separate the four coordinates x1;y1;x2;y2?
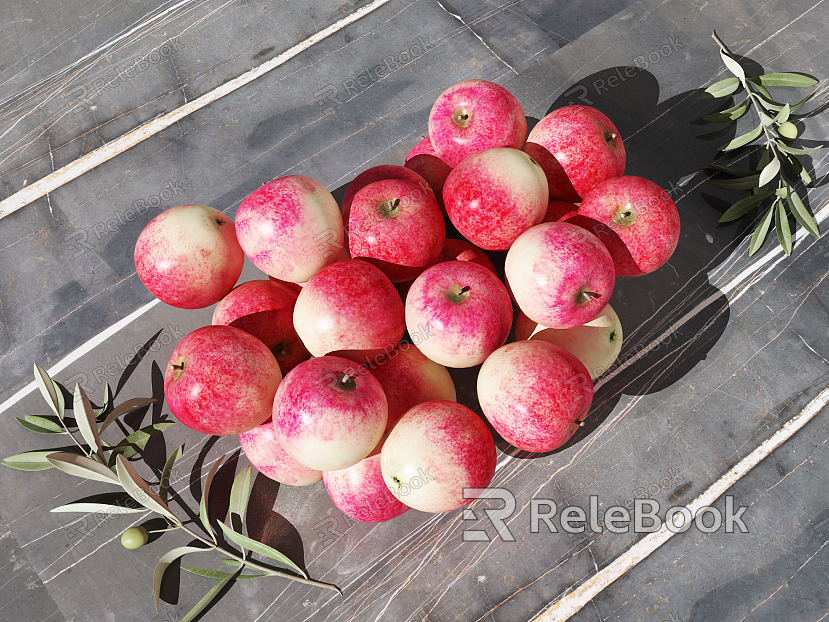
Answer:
527;105;625;198
505;222;615;329
438;238;496;273
293;260;406;357
477;340;593;452
443;147;548;251
515;304;623;379
236;175;344;283
323;455;409;523
405;261;512;368
428;80;527;168
212;280;310;375
543;200;580;223
380;400;496;513
578;176;680;277
524;142;580;202
404;136;452;214
272;355;387;471
341;165;434;222
239;418;322;486
134;204;244;309
164;325;282;435
348;178;445;282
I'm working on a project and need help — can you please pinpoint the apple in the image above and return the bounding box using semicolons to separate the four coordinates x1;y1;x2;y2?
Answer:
477;340;593;452
515;304;623;379
212;279;311;375
438;238;496;273
134;204;244;309
239;418;322;486
527;105;625;198
235;175;344;283
380;400;496;513
405;261;512;368
164;325;282;435
323;455;409;522
543;200;580;223
524;142;580;202
428;80;527;168
348;178;445;282
443;147;548;251
293;260;406;357
272;355;387;471
341;165;434;222
505;221;615;329
404;135;453;213
332;343;457;452
578;176;680;277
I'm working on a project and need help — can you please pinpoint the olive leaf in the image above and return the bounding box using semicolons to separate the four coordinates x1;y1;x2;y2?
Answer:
107;423;175;464
74;384;102;457
758;157;781;188
181;564;244;622
787;188;820;238
159;445;184;504
720;50;746;85
706;173;761;191
47;452;119;484
51;501;147;514
154;546;214;613
749;205;776;255
4;450;65;471
200;454;227;542
15;415;66;435
775;199;793;255
229;466;252;534
217;521;307;578
115;455;178;522
698;76;740;99
33;364;64;419
718;124;763;151
749;72;818;88
702;99;750;123
93;384;113;417
181;565;264;580
98;398;157;435
719;191;773;223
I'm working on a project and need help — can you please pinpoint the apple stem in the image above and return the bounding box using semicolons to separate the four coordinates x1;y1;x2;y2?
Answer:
458;285;470;295
172;363;184;371
215;218;226;226
581;291;601;302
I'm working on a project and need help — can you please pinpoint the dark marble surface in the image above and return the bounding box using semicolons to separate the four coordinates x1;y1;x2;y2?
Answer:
1;0;828;621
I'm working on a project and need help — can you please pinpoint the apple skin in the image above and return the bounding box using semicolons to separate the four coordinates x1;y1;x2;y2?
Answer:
235;175;344;283
164;325;282;436
524;142;581;203
323;455;409;523
404;136;453;214
293;259;406;357
341;165;434;222
477;340;593;452
380;400;496;513
212;279;311;376
134;204;244;309
331;344;457;453
272;355;387;472
543;200;580;223
505;221;615;329
348;178;445;282
405;261;512;368
428;80;527;168
578;176;680;277
443;147;548;251
239;418;322;486
515;303;623;379
527;105;625;198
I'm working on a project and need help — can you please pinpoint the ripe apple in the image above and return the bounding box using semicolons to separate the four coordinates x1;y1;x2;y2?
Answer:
443;147;548;251
428;80;527;168
239;418;322;486
323;455;409;522
477;340;593;452
543;200;580;223
164;325;282;435
212;279;310;375
272;355;387;471
515;304;623;379
405;261;512;368
341;165;434;222
505;221;615;329
134;204;244;309
578;176;680;277
380;400;496;513
235;175;344;283
293;260;406;357
527;105;625;198
404;135;452;213
348;178;445;282
524;142;581;202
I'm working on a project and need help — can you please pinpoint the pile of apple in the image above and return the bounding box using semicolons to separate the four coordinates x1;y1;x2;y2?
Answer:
134;79;680;521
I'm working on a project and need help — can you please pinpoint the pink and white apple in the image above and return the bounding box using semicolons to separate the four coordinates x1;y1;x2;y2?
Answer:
405;261;512;368
341;165;434;222
523;142;580;202
515;304;623;379
404;135;453;214
164;325;282;435
212;279;310;375
578;176;680;277
348;178;445;282
239;418;322;486
505;221;615;329
443;147;548;251
293;260;405;356
527;106;625;198
134;204;244;309
323;455;409;522
428;80;527;168
380;400;496;513
272;356;387;471
235;175;343;283
477;340;593;452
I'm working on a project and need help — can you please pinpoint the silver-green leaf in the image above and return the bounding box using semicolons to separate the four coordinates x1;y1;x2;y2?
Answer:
181;564;244;622
181;565;264;580
200;454;227;543
107;423;175;463
749;205;775;256
98;398;157;435
217;520;307;578
720;51;746;84
33;364;64;419
229;466;252;535
719;124;763;151
16;415;65;434
115;455;178;522
775;199;793;255
707;174;761;191
47;452;119;484
758;157;781;187
153;546;213;613
702;99;749;123
3;450;62;471
699;77;740;99
787;189;820;238
74;384;102;456
719;192;772;223
51;501;148;514
159;445;184;504
750;72;818;88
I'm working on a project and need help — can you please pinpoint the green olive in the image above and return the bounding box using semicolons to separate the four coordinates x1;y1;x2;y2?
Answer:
778;122;798;140
121;526;149;549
